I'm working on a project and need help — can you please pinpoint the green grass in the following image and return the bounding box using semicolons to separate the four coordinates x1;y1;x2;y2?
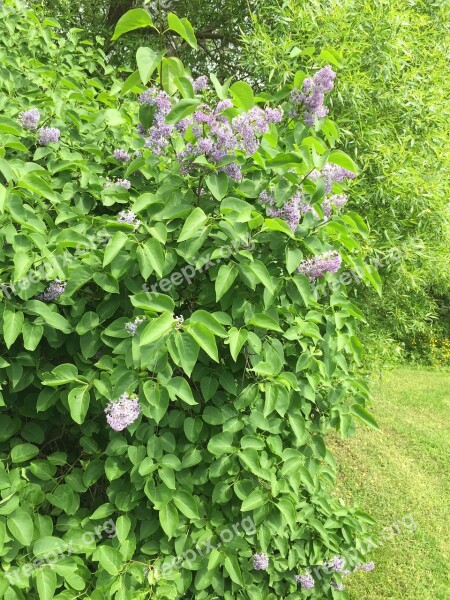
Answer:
329;368;450;599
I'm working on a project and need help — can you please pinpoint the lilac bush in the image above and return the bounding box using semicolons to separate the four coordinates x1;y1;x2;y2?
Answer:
0;3;380;599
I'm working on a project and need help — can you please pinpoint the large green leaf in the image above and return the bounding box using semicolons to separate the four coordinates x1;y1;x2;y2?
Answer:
112;8;155;40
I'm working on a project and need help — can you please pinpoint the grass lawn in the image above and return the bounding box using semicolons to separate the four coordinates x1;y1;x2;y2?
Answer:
329;368;450;600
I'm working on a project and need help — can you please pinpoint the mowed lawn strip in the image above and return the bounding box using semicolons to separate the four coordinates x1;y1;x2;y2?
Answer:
329;368;450;600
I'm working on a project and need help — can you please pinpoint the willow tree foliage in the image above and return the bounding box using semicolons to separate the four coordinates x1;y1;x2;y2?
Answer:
241;0;450;361
0;2;379;598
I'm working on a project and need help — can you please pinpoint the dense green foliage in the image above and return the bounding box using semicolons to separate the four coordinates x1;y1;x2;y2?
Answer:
242;0;450;362
0;1;382;598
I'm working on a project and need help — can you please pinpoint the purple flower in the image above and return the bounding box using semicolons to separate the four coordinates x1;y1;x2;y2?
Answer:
105;393;141;431
104;178;131;190
38;127;61;145
137;123;147;137
260;190;302;231
360;561;375;572
291;65;336;125
117;210;140;230
114;149;131;162
252;553;269;570
295;572;315;589
19;108;40;130
138;88;172;114
326;556;346;572
217;99;233;111
330;193;348;208
297;251;342;280
125;316;146;336
265;107;283;123
36;279;66;302
310;165;356;193
193;75;208;92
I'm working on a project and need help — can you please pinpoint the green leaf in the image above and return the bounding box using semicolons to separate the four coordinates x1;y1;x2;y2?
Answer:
248;313;282;332
116;515;131;544
25;301;71;333
174;333;199;376
165;98;201;125
352;404;380;430
277;498;297;532
121;69;143;94
68;386;90;424
144;238;165;278
215;264;238;301
103;232;129;267
328;150;358;174
0;183;8;213
159;502;179;539
248;260;276;295
229;81;255;110
205;172;229;200
166;376;197;405
241;489;267;511
207;432;234;456
0;117;23;135
17;173;58;203
190;311;228;337
11;443;39;463
173;491;200;519
136;47;163;85
167;14;198;49
112;8;155;40
35;568;57;600
224;555;244;585
2;310;24;348
7;509;34;545
227;328;248;361
140;312;174;345
178;207;207;242
93;545;123;575
188;323;219;362
22;321;44;351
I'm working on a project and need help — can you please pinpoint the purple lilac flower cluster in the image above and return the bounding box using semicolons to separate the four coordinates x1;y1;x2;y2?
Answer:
138;88;174;155
326;556;346;572
252;553;269;570
294;572;315;589
358;561;375;572
177;102;282;181
104;178;131;190
19;108;40;130
291;65;336;126
38;127;61;145
113;149;131;162
310;165;356;194
36;279;66;302
297;250;342;280
125;316;146;336
117;209;141;231
259;190;302;232
193;75;208;92
105;393;141;431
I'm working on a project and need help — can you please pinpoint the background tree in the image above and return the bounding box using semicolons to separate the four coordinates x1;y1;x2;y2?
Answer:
240;0;450;363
